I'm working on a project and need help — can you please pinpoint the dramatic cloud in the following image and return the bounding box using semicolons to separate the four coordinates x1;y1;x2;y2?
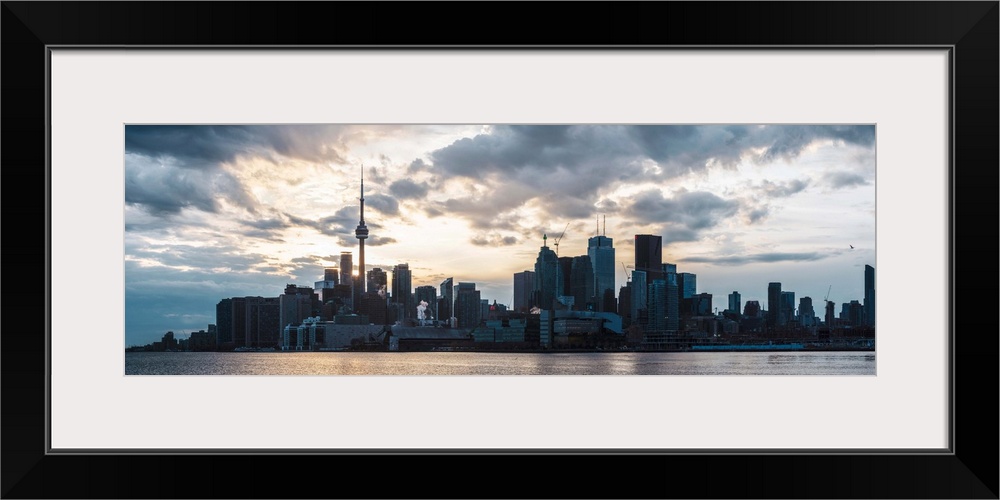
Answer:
626;189;740;231
389;178;430;199
682;252;831;265
758;178;810;198
823;171;870;189
125;154;259;216
470;234;519;247
124;125;350;168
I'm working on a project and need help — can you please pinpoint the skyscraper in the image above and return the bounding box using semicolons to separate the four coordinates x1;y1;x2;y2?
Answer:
533;235;560;310
799;297;815;327
354;169;369;294
558;256;574;298
415;285;437;320
392;263;414;321
634;234;663;281
664;264;679;330
571;255;595;311
587;235;615;311
864;264;875;328
279;284;316;330
647;279;667;331
454;282;481;328
678;273;697;299
728;291;741;314
767;282;782;327
513;270;535;312
366;267;388;297
630;270;648;327
340;252;353;289
439;277;454;322
780;291;795;325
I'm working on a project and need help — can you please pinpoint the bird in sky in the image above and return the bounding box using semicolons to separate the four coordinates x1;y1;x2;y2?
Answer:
849;245;854;249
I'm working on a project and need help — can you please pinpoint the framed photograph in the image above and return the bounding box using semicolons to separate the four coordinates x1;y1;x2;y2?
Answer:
4;2;996;498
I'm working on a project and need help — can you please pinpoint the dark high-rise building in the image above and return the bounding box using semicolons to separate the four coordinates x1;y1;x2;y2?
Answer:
587;235;615;311
558;256;574;298
340;252;353;289
415;285;437;320
767;282;782;327
367;267;388;296
864;264;875;328
665;273;679;331
513;271;534;312
848;300;865;327
664;264;679;331
728;291;741;314
678;272;697;299
780;291;795;325
647;279;667;331
799;297;815;326
355;170;369;294
744;300;761;318
216;298;234;345
634;234;663;281
392;264;414;320
533;236;560;310
618;285;631;327
692;293;713;316
455;282;481;328
315;267;339;305
279;284;316;330
439;277;454;321
571;255;595;311
245;296;280;349
630;270;648;328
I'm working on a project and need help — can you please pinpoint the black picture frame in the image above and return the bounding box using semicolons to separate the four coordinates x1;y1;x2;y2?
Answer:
3;2;996;498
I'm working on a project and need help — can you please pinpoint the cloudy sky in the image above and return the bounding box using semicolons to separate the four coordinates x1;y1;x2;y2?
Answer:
124;124;876;346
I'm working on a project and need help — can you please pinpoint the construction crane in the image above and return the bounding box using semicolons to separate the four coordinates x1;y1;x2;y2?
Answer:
824;285;832;304
553;222;569;256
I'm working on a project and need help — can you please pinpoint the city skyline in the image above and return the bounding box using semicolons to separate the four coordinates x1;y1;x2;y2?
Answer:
125;124;876;346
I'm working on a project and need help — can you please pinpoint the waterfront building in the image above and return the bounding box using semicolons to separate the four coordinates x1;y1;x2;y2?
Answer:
279;284;316;332
647;279;667;332
678;273;697;299
571;254;595;311
692;293;713;316
767;282;782;327
339;252;353;290
634;234;663;281
587;235;616;311
665;272;679;331
513;270;535;312
848;300;865;327
245;296;281;349
415;285;437;320
439;277;454;322
215;298;236;346
558;256;574;298
367;267;388;298
630;270;648;328
728;291;741;314
454;282;482;329
799;297;816;327
618;285;631;327
780;291;796;325
533;236;561;310
315;267;339;304
391;264;413;321
744;300;761;318
864;264;875;328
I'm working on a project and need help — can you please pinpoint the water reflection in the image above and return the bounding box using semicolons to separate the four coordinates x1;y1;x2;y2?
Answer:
125;351;876;376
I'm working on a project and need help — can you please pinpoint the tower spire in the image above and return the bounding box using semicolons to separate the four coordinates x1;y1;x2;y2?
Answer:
355;164;369;293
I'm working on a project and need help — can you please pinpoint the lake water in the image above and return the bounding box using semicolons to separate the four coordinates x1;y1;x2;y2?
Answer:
125;351;875;375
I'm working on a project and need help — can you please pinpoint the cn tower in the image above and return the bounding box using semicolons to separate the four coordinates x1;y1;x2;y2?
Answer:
354;166;369;293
